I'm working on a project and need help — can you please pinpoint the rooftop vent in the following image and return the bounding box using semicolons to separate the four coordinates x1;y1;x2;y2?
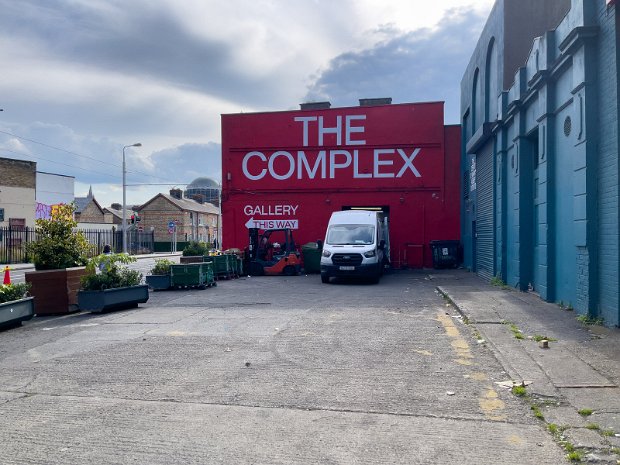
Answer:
300;101;331;111
359;98;392;107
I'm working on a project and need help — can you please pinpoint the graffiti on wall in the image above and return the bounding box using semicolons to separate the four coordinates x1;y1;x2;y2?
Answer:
36;203;64;220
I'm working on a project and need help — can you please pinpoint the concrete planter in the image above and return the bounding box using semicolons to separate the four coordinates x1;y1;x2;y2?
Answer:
78;285;149;313
145;274;171;291
0;297;35;328
25;267;87;315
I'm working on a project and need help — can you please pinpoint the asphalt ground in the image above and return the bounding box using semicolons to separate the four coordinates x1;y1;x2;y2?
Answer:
0;268;575;464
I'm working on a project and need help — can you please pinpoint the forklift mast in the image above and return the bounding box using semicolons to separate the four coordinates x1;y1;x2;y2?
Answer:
245;227;302;276
247;228;298;261
248;227;260;261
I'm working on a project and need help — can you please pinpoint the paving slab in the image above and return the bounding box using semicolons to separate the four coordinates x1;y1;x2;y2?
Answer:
474;323;558;397
522;344;615;388
562;427;610;449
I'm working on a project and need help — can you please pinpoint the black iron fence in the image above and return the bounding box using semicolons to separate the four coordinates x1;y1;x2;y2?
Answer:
0;227;155;264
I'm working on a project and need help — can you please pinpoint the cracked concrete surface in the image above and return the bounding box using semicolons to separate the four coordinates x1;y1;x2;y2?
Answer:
1;270;570;464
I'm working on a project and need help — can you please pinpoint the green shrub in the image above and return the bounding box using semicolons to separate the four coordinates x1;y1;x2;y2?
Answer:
0;283;31;304
182;241;209;256
80;253;142;291
150;259;174;275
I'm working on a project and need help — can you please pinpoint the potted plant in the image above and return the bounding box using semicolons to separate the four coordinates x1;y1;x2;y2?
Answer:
0;282;34;329
24;203;93;315
180;241;209;264
145;258;174;290
78;253;148;313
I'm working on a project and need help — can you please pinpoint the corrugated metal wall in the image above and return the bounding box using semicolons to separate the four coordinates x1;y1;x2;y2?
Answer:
476;149;494;280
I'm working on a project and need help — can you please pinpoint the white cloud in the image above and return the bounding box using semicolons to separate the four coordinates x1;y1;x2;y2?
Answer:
0;0;493;207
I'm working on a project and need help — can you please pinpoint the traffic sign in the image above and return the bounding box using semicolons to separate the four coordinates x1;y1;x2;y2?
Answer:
168;227;175;234
168;221;175;228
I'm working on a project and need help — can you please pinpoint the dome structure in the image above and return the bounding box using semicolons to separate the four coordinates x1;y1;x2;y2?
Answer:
184;177;221;207
187;177;219;189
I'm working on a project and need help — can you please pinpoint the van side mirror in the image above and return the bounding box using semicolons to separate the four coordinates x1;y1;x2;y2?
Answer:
378;239;385;250
316;239;323;249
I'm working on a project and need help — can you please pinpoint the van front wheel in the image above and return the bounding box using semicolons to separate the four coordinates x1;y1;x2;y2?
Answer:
321;273;330;284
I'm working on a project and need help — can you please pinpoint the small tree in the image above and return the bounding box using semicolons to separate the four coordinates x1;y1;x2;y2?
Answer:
25;203;93;270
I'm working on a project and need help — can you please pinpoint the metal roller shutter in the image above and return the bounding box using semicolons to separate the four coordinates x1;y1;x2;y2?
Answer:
475;148;494;280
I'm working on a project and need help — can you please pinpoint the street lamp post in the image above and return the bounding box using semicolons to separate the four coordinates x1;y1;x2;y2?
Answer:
122;143;142;254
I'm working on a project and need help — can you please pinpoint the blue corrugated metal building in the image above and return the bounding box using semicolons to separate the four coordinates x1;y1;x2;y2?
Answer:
461;0;620;327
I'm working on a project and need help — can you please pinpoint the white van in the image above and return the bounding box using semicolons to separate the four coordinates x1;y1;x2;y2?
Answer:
320;210;389;284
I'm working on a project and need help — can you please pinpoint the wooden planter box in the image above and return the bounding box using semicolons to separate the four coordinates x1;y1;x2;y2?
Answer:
145;274;171;291
25;267;87;315
78;285;149;313
0;297;35;328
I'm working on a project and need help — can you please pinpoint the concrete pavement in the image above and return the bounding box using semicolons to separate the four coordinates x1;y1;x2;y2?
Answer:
434;269;620;463
2;264;619;463
1;269;570;465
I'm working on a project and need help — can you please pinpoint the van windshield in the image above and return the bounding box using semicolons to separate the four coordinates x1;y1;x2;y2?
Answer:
326;225;375;245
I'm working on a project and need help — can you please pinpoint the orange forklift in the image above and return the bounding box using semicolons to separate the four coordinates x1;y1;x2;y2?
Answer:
245;228;301;276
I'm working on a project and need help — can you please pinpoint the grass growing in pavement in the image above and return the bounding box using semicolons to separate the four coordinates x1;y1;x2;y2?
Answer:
490;274;507;288
507;323;525;340
611;447;620;455
531;405;545;420
511;385;527;397
563;441;575;453
566;451;582;462
585;423;600;431
532;334;557;342
576;314;604;326
601;429;615;437
548;423;559;435
578;409;593;417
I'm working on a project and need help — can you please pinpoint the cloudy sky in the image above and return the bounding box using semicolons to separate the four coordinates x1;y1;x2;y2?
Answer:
0;0;493;208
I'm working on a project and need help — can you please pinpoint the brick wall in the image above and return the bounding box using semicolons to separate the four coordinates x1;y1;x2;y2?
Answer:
78;201;105;223
139;196;219;244
576;247;589;312
0;158;36;227
0;157;36;189
139;197;181;242
596;1;619;325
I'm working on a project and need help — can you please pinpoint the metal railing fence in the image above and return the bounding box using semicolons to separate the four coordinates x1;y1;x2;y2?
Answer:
0;227;155;264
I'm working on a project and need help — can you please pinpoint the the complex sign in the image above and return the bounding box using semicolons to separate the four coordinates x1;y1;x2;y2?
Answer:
223;102;445;191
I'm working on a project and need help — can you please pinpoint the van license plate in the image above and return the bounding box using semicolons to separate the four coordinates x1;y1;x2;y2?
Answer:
339;266;355;271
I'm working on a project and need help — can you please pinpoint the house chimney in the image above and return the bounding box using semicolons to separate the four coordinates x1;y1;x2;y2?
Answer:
169;188;183;199
111;203;122;210
300;101;331;110
359;98;392;106
192;194;204;204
